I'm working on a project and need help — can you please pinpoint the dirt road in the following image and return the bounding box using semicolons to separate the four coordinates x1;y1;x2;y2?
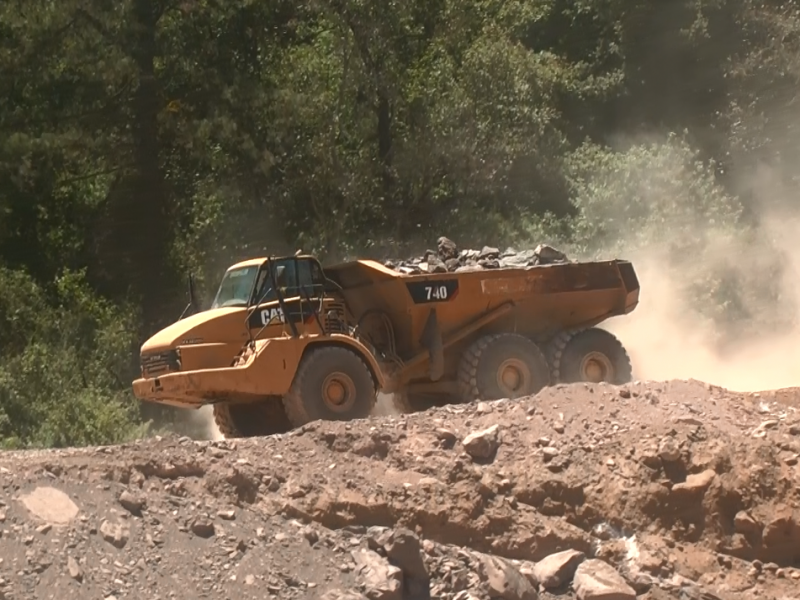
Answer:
1;379;799;599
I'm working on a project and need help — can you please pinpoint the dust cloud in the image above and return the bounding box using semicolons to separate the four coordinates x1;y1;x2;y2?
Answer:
604;207;800;393
371;392;403;417
198;406;224;441
181;405;223;441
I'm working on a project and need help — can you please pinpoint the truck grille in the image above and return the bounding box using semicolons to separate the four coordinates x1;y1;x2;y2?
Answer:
324;301;348;334
140;350;180;378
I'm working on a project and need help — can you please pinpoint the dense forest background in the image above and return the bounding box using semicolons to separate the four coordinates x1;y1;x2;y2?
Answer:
1;0;798;448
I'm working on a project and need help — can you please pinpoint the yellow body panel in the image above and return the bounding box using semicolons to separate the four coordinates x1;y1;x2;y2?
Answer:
133;334;384;408
141;307;249;353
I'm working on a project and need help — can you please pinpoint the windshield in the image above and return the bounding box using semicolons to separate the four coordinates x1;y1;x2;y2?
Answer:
211;266;258;309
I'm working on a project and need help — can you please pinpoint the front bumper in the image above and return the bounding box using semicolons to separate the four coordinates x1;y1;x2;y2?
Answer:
131;356;290;409
131;376;209;409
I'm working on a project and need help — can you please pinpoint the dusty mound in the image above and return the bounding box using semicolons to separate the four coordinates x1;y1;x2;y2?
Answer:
1;379;799;599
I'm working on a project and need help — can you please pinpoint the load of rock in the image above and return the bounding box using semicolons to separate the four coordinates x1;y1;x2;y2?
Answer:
382;236;571;275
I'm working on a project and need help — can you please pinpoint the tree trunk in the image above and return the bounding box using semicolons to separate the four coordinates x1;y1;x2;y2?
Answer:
377;90;393;195
104;0;176;332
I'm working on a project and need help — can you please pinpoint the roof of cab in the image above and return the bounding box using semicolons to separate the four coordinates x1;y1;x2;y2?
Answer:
226;258;266;270
225;254;322;271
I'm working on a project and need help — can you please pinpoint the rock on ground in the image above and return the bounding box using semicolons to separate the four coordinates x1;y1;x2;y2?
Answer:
573;559;636;600
1;378;800;599
462;424;501;460
533;549;586;589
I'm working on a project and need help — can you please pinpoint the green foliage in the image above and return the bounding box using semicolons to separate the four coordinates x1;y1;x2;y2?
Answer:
0;267;148;448
519;134;791;344
562;134;743;256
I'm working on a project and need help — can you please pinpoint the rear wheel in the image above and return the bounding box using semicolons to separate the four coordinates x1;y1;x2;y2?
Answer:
212;398;293;438
457;333;551;402
282;346;377;427
548;327;632;385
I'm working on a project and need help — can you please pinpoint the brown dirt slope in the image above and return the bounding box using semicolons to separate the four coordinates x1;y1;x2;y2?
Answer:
1;379;800;600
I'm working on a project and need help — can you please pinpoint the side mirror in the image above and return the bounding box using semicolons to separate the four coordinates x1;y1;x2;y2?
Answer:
179;273;199;320
188;273;198;312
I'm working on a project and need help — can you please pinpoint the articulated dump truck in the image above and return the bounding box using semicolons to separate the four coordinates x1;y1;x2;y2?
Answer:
132;253;640;438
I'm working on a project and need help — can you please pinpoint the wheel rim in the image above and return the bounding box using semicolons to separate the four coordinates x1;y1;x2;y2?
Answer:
496;358;532;397
580;351;614;383
321;372;357;413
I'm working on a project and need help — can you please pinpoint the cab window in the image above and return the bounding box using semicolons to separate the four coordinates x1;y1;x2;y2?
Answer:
253;260;298;303
295;259;326;297
251;258;328;303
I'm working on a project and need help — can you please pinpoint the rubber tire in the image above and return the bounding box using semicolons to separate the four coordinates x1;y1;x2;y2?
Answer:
548;327;632;385
282;346;377;427
212;398;293;438
457;333;551;402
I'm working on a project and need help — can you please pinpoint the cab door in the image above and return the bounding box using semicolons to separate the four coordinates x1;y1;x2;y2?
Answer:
246;259;323;335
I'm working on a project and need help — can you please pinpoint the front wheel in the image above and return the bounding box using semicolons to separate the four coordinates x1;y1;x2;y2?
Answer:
282;346;377;427
548;328;632;385
213;398;293;438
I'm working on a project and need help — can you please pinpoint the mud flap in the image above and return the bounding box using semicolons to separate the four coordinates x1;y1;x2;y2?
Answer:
420;308;444;381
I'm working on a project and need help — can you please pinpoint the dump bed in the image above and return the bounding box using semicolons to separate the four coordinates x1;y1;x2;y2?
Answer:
324;258;639;363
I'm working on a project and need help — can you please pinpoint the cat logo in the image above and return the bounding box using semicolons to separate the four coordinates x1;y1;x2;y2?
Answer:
260;307;285;326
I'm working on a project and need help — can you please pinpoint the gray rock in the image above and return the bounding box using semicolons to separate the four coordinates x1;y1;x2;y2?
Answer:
478;258;501;269
475;553;538;600
320;591;369;600
500;249;536;267
658;437;682;462
670;469;717;497
118;490;145;515
351;548;403;600
384;528;428;580
462;424;500;459
437;236;459;260
365;526;393;550
533;549;586;589
517;561;539;587
99;519;130;549
534;244;567;264
427;257;448;273
445;257;461;271
190;517;215;538
573;559;636;600
18;486;79;526
733;510;762;535
66;555;83;582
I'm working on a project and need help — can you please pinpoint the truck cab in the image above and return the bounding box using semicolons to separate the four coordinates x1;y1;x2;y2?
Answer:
136;255;349;391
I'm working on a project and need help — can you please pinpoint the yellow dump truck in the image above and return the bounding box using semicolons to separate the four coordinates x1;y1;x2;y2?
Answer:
132;253;639;437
